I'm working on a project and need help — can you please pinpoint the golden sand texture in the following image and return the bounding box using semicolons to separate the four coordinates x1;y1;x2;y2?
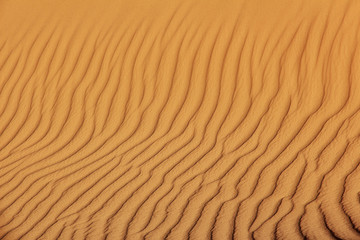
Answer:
1;0;360;239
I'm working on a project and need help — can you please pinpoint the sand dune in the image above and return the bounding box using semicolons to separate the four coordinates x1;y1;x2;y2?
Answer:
1;0;360;239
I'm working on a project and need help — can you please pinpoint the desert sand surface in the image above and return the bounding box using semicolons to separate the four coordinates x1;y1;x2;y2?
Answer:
1;0;360;239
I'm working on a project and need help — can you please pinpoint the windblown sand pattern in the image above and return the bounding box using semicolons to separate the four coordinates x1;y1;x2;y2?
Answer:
1;0;360;239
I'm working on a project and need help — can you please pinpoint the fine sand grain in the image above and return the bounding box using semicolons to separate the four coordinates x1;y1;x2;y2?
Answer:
1;0;360;239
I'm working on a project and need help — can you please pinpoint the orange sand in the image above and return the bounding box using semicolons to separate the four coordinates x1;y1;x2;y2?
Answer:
1;0;360;239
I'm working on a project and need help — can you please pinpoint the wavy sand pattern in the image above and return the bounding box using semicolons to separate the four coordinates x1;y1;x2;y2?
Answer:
1;0;360;239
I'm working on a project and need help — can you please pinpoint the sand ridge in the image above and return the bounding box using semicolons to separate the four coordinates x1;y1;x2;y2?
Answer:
1;0;360;239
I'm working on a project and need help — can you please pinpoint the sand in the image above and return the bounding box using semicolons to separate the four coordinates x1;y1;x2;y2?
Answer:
1;0;360;239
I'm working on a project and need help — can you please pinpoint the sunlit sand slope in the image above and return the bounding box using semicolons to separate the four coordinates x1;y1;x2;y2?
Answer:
1;0;360;239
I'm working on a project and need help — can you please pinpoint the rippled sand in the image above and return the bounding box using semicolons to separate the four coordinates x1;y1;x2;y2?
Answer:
1;0;360;239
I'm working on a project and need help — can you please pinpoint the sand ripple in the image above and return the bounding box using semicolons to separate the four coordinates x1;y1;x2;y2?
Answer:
1;0;360;239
